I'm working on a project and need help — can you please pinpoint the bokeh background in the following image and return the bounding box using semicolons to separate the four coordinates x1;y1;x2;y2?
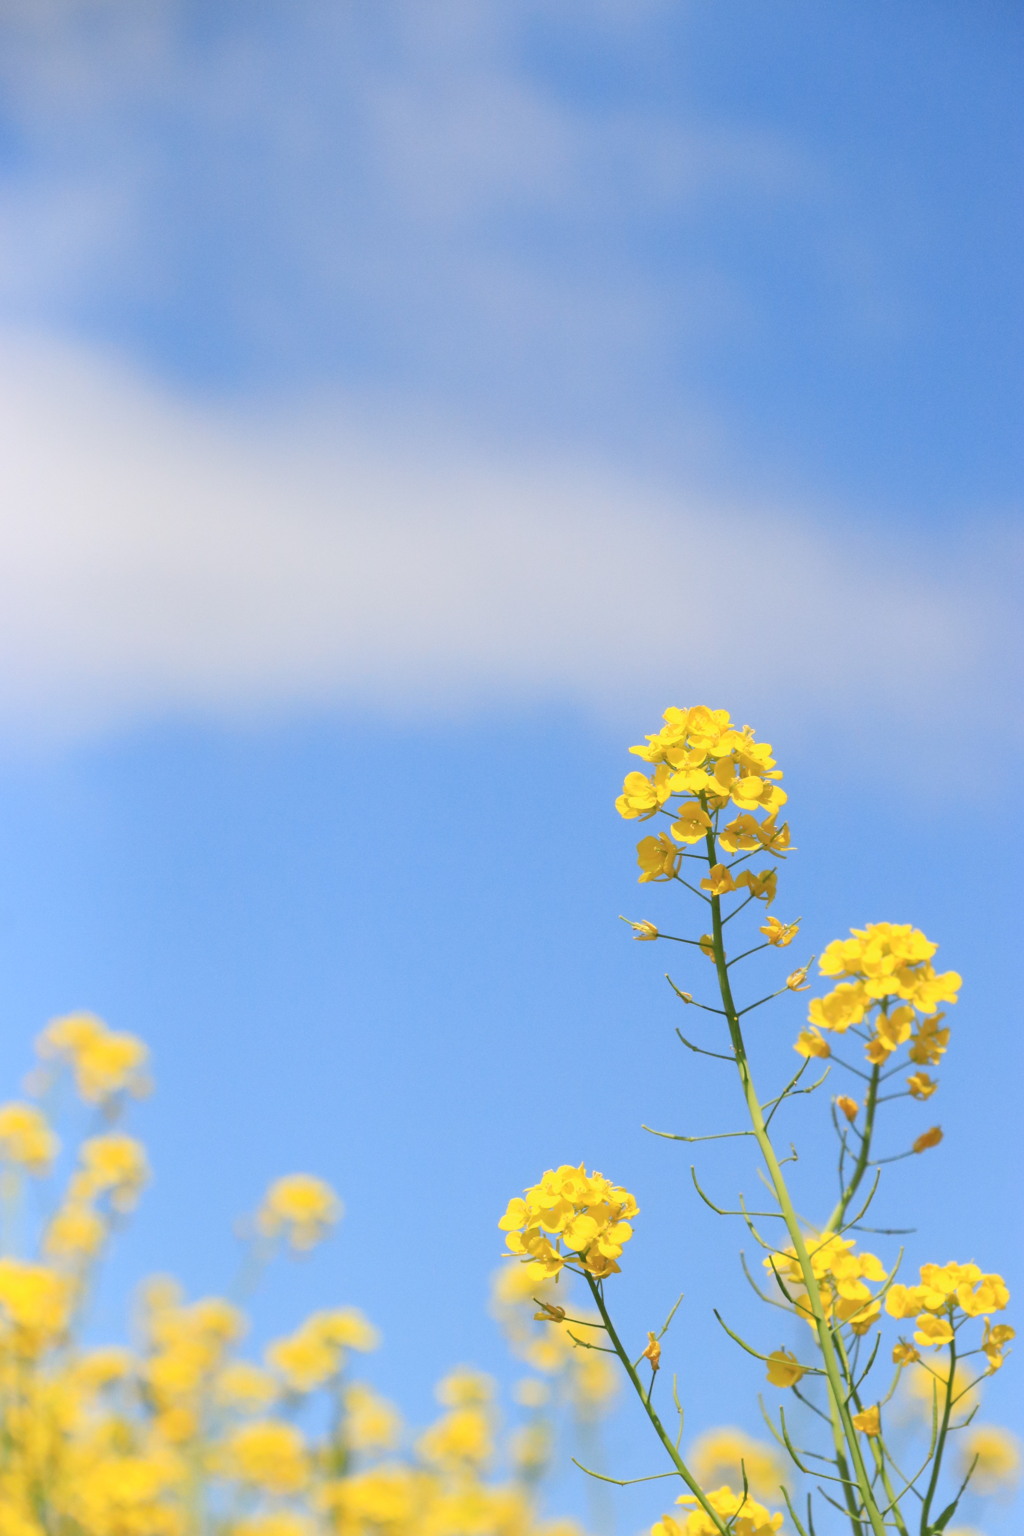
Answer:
0;2;1020;1530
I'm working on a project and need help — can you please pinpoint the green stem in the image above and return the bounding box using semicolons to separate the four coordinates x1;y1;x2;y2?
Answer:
701;825;888;1536
826;1066;881;1233
919;1337;957;1536
583;1273;731;1536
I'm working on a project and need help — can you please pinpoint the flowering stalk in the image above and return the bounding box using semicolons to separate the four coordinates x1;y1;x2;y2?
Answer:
699;821;888;1536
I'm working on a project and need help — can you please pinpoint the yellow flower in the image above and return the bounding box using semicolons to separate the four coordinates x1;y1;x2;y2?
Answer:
44;1202;105;1262
0;1102;58;1173
226;1419;309;1494
343;1382;401;1452
0;1258;71;1357
760;917;798;947
658;1483;784;1536
765;1348;805;1387
734;868;777;904
637;834;681;883
623;918;660;940
912;1126;942;1154
785;965;810;992
670;803;713;844
908;1014;951;1065
959;1423;1021;1492
641;1332;661;1371
852;1405;880;1436
794;1027;830;1059
500;1165;637;1278
699;933;715;960
892;1341;919;1365
37;1013;149;1102
79;1132;150;1211
913;1313;954;1349
957;1271;1010;1316
907;1072;938;1099
700;864;736;897
835;1096;858;1122
616;766;672;821
257;1174;342;1250
982;1320;1015;1371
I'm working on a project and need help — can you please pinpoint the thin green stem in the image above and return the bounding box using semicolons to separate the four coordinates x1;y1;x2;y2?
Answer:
826;1065;881;1233
583;1273;731;1536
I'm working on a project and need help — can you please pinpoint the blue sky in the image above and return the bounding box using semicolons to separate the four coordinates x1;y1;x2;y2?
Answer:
0;3;1020;1531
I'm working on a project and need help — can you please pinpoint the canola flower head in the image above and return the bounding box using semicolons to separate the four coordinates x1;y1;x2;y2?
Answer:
257;1173;342;1250
499;1165;638;1279
36;1012;149;1102
0;1101;58;1173
654;1484;784;1536
805;924;961;1069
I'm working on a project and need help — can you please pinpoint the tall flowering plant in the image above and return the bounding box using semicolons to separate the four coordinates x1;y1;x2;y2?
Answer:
500;706;1015;1536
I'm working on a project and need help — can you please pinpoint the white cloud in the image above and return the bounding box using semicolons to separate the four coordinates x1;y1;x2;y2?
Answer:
0;328;1013;749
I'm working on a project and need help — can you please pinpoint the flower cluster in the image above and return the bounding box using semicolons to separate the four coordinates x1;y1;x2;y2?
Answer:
499;1165;637;1278
652;1486;783;1536
616;707;790;884
766;1233;888;1336
257;1173;343;1251
36;1011;150;1102
0;1018;592;1536
797;923;961;1079
886;1261;1013;1366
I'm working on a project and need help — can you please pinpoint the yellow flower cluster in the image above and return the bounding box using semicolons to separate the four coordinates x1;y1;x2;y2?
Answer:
652;1486;784;1536
257;1173;343;1250
766;1233;888;1335
0;1016;598;1536
36;1011;149;1102
886;1261;1013;1365
499;1165;638;1279
797;923;961;1082
616;707;790;884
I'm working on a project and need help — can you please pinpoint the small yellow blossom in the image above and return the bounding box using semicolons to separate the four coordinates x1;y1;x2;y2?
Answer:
785;965;811;992
982;1320;1015;1371
760;917;799;947
0;1102;58;1173
836;1096;858;1122
913;1314;954;1349
624;918;660;940
641;1332;661;1372
765;1348;805;1387
616;766;672;820
734;868;777;904
699;933;715;960
655;1483;784;1536
37;1013;149;1102
257;1174;342;1250
907;1072;938;1099
912;1126;943;1154
892;1341;919;1365
78;1132;150;1211
852;1405;880;1436
671;803;713;844
637;834;681;883
700;864;736;897
794;1027;830;1059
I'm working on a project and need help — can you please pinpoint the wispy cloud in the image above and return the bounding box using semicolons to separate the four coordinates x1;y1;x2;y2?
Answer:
0;329;1013;748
